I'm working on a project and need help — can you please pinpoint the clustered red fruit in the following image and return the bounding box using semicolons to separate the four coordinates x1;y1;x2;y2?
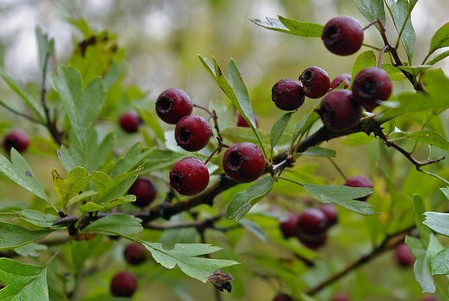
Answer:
128;177;157;208
124;242;148;265
318;89;361;132
394;242;415;267
280;204;338;249
352;67;392;112
3;130;30;153
222;142;266;183
344;175;373;201
175;115;212;151
272;293;295;301
330;73;351;90
118;111;142;133
156;88;193;124
299;66;330;99
110;271;137;297
169;157;209;195
322;15;364;56
271;79;305;111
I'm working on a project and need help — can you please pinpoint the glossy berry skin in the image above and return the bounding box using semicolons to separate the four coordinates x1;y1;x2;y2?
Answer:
118;111;142;133
319;204;338;228
318;89;361;132
124;242;147;265
352;67;392;112
237;114;258;127
110;271;137;297
395;242;415;267
322;16;364;56
222;142;266;183
175;115;212;151
273;293;294;301
3;130;30;153
330;74;351;90
169;157;209;195
297;208;327;236
299;66;330;99
332;292;350;301
128;178;157;208
280;213;300;238
344;175;373;201
272;79;305;110
155;88;193;124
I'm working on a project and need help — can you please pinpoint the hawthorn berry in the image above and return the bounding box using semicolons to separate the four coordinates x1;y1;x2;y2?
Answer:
280;213;300;238
110;271;137;297
124;242;148;265
297;208;327;236
3;130;30;153
330;74;351;89
344;175;373;201
271;79;305;110
298;232;327;250
422;295;439;301
156;88;193;124
128;177;157;208
318;89;361;132
273;293;295;301
322;16;364;56
222;142;266;183
394;242;414;267
332;292;350;301
118;111;142;133
352;67;392;112
169;157;209;195
175;115;212;151
319;204;338;228
237;114;258;127
299;66;330;99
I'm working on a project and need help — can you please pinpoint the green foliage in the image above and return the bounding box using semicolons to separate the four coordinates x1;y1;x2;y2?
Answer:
251;16;323;37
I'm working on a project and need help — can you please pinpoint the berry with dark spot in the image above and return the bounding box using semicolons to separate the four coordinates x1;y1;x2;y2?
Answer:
175;115;212;151
318;89;361;132
222;142;266;183
169;157;209;195
272;79;305;110
118;111;142;133
352;67;392;112
3;130;30;153
322;16;364;56
395;242;414;267
110;271;137;297
124;242;148;265
330;74;351;89
344;175;373;201
128;177;157;208
155;88;193;124
299;66;330;99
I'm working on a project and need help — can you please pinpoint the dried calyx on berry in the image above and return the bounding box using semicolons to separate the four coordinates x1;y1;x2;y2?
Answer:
222;142;266;183
169;157;209;195
299;66;330;99
175;115;212;151
155;88;193;124
352;67;392;112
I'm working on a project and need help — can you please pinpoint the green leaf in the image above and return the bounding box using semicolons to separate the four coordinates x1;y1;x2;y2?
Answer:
354;0;386;29
52;167;90;209
35;26;55;75
18;209;59;228
430;247;449;275
82;214;143;236
270;112;293;153
440;187;449;201
139;149;185;174
299;146;336;157
251;16;323;37
0;222;54;251
78;194;135;213
303;184;375;214
91;170;138;205
423;211;449;236
0;150;54;210
398;65;431;78
351;50;377;80
406;130;449;151
406;236;436;293
141;242;239;282
14;243;47;258
66;190;98;208
226;175;275;220
291;111;320;146
427;22;449;58
221;126;267;146
135;107;165;142
110;144;154;177
381;63;406;80
0;258;49;300
413;195;431;246
427;49;449;65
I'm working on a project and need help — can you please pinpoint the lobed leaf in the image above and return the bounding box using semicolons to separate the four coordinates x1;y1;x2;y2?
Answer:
423;211;449;237
82;214;143;236
52;166;90;209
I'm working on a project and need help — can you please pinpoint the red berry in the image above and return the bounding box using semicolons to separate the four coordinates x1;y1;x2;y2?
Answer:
395;242;414;267
110;271;137;297
322;16;364;56
297;208;327;236
118;111;142;133
298;232;327;250
3;130;30;153
124;242;147;265
273;293;295;301
222;142;266;183
422;295;439;301
169;157;209;195
318;89;361;132
352;67;392;112
330;74;351;89
319;204;338;228
280;213;300;238
299;66;330;99
175;115;212;151
156;88;193;124
332;292;349;301
344;175;373;201
237;114;258;128
128;177;157;208
271;79;305;110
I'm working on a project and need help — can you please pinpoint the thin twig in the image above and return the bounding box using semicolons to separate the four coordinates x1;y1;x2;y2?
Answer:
0;99;45;125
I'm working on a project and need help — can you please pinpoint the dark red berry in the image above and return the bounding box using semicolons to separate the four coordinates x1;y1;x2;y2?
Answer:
322;16;364;56
222;142;266;183
237;114;258;128
128;177;157;208
3;130;30;153
280;213;300;238
169;157;209;195
124;242;147;265
344;175;373;201
297;208;327;236
352;67;392;111
273;293;295;301
319;204;338;228
271;79;305;110
332;292;349;301
175;115;212;151
110;271;137;297
298;232;327;250
318;89;361;132
155;88;193;124
299;66;330;99
395;242;414;267
118;111;142;133
422;295;439;301
330;74;351;89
